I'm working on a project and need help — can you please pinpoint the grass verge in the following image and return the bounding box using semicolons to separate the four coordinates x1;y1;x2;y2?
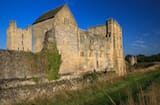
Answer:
16;68;160;105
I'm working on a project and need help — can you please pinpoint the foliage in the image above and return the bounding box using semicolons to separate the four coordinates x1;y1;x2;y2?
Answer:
125;53;160;63
136;53;160;62
125;54;132;63
19;42;61;80
43;42;61;80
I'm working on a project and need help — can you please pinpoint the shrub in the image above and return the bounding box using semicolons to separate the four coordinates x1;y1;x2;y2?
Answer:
43;42;61;80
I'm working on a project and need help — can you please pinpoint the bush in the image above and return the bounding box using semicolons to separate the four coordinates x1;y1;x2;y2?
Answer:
43;42;61;80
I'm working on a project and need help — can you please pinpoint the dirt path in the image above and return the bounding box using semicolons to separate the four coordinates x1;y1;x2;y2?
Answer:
127;62;160;75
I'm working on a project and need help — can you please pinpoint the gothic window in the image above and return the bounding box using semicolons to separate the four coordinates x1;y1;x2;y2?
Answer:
106;32;111;38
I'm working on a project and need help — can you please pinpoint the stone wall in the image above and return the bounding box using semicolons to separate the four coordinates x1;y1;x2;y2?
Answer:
0;71;117;105
33;18;54;52
88;24;106;36
7;21;32;51
32;4;126;75
78;29;113;72
106;18;126;75
0;50;45;79
54;5;79;74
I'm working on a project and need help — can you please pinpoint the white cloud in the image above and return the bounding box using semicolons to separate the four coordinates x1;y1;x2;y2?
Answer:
132;43;146;48
132;39;147;48
135;40;144;44
153;30;160;35
142;33;150;36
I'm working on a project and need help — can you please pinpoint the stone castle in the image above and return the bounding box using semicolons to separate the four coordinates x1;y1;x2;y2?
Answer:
7;21;32;51
7;4;126;76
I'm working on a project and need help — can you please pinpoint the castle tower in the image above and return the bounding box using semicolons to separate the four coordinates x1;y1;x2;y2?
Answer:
106;18;126;76
7;21;17;50
7;20;32;51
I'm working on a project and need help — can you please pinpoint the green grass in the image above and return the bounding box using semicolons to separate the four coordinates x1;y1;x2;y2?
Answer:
17;69;160;105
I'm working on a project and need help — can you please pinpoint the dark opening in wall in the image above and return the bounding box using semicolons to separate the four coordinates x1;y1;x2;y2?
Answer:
96;60;99;68
80;51;84;57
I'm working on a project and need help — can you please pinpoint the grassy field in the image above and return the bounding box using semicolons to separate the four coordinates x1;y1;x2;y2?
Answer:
16;68;160;105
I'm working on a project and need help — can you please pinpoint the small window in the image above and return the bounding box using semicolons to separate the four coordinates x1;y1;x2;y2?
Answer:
106;32;111;38
64;18;69;24
109;32;111;37
96;61;99;68
80;51;84;57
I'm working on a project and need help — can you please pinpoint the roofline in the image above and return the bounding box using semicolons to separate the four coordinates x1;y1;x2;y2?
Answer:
32;4;66;25
32;16;55;25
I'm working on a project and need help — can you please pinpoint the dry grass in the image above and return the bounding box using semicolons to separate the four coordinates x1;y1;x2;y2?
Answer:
16;68;160;105
121;82;160;105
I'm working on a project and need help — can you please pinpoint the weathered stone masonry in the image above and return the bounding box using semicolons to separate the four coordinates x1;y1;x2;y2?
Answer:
32;4;126;75
0;4;126;105
5;4;126;76
7;21;32;51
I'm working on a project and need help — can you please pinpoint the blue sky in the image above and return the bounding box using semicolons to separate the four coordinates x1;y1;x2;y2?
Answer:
0;0;160;55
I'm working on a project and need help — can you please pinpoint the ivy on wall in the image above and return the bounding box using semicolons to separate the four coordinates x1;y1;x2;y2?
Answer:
43;42;62;80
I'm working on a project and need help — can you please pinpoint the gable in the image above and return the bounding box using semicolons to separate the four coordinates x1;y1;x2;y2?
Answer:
54;4;77;26
33;4;64;25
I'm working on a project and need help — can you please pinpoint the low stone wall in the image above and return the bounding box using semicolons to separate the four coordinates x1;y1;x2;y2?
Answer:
0;71;117;105
0;50;45;79
0;79;79;105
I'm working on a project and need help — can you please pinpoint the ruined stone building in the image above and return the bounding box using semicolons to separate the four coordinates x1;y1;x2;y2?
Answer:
7;21;32;51
7;4;126;75
129;55;137;66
